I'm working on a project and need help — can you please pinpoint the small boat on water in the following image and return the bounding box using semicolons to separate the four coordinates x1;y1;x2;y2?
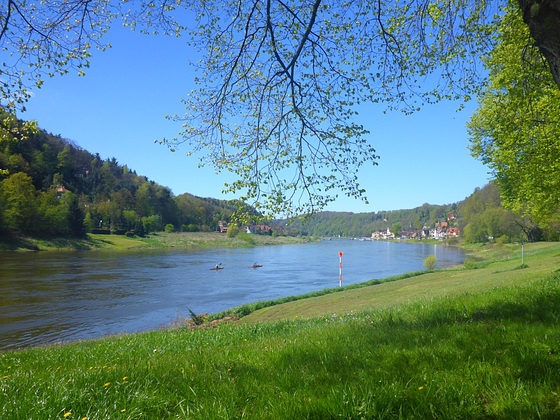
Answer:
249;264;263;268
210;264;224;270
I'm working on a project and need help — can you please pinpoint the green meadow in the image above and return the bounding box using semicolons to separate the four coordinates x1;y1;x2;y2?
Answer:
1;242;560;419
0;231;310;252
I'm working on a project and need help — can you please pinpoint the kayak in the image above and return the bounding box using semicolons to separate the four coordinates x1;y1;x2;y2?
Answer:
249;264;263;268
210;266;224;270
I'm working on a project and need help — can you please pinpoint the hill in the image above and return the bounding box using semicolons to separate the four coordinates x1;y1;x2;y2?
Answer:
0;111;242;238
274;183;559;243
2;111;558;244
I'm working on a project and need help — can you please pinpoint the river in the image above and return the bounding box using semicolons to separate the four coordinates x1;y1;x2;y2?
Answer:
0;239;465;351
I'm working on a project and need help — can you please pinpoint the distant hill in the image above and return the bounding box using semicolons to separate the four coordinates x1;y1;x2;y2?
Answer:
0;111;241;237
273;183;558;243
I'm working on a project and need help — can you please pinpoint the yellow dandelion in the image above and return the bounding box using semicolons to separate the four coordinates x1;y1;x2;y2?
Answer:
82;417;88;420
103;382;110;387
121;409;126;413
419;386;424;390
64;412;71;418
122;376;128;381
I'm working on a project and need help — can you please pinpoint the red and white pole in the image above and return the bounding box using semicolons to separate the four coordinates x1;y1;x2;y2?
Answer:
338;251;343;287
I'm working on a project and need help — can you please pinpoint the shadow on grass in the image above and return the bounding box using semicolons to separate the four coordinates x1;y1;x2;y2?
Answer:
0;232;96;251
0;233;40;251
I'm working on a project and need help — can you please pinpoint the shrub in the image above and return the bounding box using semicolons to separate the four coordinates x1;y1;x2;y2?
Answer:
464;259;477;270
226;224;239;238
496;235;509;246
446;237;459;245
187;307;207;325
164;224;175;233
423;255;437;270
125;231;135;237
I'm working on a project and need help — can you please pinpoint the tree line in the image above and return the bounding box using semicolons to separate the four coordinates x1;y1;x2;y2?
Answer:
0;111;240;238
274;183;559;243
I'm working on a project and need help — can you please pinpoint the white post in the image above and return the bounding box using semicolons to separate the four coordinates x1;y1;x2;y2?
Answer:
521;232;524;265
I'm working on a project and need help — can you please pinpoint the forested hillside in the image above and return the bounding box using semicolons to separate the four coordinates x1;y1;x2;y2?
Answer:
0;112;240;237
275;183;559;243
2;111;557;243
275;203;456;238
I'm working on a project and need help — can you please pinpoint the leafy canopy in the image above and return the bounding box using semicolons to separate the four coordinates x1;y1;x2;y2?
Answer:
162;0;502;218
468;2;560;224
6;0;558;220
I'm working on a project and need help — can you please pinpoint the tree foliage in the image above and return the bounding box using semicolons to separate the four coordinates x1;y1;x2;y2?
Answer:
0;112;244;237
163;0;504;217
0;0;184;112
3;0;560;219
423;255;437;270
468;2;560;223
456;182;551;243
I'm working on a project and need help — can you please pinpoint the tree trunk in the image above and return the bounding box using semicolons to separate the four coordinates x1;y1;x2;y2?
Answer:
518;0;560;89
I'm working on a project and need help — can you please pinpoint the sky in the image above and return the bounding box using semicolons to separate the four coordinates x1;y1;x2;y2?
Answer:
20;23;491;214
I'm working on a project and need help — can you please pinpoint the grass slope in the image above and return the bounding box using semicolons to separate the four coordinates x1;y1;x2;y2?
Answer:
1;243;560;419
241;242;560;323
0;231;309;252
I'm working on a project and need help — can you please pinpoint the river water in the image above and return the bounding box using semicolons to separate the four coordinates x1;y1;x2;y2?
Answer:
0;239;464;351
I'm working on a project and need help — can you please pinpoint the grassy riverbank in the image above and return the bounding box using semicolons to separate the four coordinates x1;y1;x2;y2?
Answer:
1;243;560;418
0;231;311;252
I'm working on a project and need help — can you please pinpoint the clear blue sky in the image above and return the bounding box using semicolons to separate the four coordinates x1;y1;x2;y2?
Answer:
21;24;491;214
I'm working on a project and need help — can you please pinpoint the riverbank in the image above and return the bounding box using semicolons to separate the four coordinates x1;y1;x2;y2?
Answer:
1;242;559;418
0;231;312;252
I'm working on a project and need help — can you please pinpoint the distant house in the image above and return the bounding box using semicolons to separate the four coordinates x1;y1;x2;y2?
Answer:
242;224;272;234
447;227;460;237
371;228;395;240
56;185;69;199
218;221;228;233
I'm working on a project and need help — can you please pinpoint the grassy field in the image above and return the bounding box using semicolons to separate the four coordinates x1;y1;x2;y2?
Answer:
0;231;311;252
1;242;560;418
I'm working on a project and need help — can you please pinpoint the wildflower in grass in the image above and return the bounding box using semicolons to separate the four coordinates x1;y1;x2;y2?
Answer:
419;386;424;390
121;409;126;413
122;376;128;381
64;412;71;418
82;417;88;420
104;382;110;387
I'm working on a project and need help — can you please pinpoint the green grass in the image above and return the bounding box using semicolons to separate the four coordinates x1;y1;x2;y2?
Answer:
0;231;309;252
1;242;560;418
